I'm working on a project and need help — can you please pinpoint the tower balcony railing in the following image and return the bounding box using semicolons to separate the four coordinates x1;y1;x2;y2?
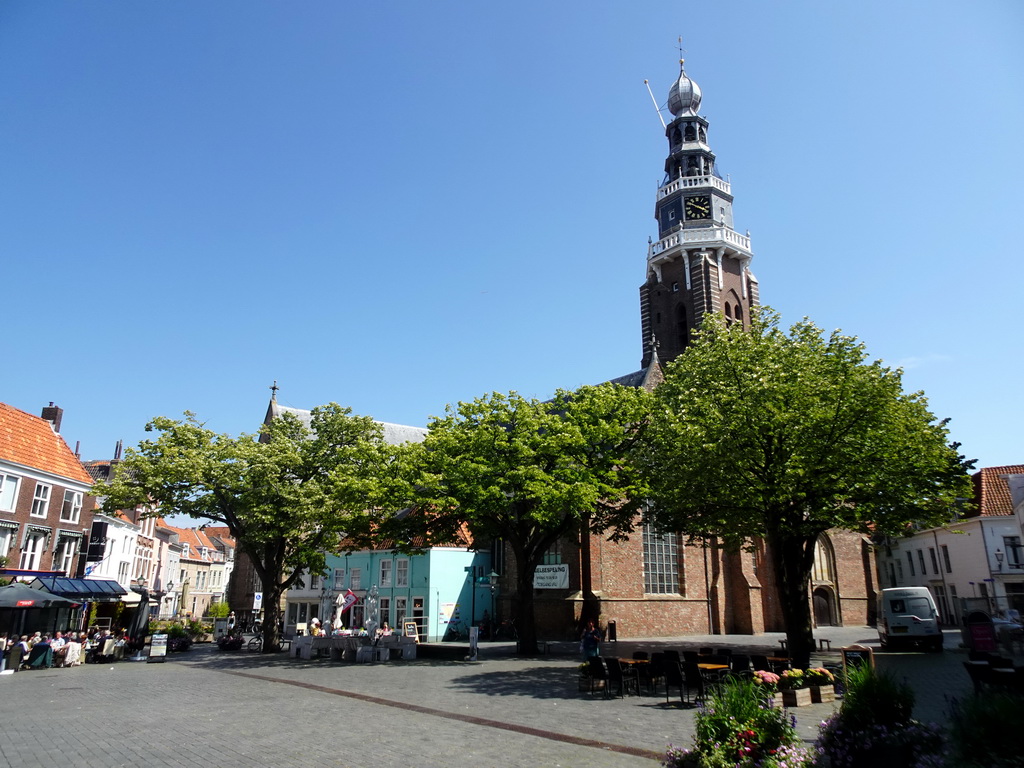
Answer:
657;174;731;201
648;226;751;259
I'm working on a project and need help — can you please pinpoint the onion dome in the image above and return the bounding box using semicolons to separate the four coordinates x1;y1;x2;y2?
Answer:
667;59;702;117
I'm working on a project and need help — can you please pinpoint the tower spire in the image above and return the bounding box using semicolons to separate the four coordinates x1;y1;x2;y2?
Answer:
269;380;279;401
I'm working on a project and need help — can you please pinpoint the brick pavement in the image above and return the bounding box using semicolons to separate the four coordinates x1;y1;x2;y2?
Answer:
0;626;973;768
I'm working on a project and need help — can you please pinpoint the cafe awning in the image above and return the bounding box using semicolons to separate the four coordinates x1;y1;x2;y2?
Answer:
29;577;128;603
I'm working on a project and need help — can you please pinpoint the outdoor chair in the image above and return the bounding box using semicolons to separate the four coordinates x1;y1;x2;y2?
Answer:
7;644;23;672
663;649;681;664
586;657;609;697
682;662;711;703
663;660;687;704
730;654;752;679
639;652;666;695
751;654;772;672
698;647;714;656
682;650;699;664
632;651;649;661
604;657;640;698
715;647;733;657
26;644;53;670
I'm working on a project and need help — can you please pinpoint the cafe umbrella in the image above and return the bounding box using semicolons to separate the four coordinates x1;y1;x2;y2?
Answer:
0;582;81;638
0;582;81;609
125;585;150;653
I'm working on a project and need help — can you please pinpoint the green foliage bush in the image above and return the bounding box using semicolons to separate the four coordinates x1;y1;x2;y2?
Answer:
945;691;1024;768
816;664;943;768
664;678;814;767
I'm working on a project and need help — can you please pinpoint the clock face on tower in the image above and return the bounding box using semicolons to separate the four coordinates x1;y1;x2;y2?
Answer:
684;195;711;220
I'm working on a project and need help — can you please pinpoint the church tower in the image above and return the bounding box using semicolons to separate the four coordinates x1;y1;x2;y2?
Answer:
640;60;758;367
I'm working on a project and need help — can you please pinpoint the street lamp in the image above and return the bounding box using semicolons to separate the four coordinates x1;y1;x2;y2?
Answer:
488;570;500;625
995;549;1004;571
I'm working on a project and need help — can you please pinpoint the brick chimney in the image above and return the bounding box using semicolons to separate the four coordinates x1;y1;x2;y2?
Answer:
41;402;63;433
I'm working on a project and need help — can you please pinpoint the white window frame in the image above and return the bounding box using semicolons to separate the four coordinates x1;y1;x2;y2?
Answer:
0;526;14;557
19;531;46;570
56;537;78;575
0;474;21;513
310;570;321;590
333;568;345;590
60;489;83;523
396;559;409;588
350;568;362;591
118;561;130;582
31;484;51;518
379;559;392;588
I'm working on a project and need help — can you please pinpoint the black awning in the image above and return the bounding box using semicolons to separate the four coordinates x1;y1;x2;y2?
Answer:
30;577;128;602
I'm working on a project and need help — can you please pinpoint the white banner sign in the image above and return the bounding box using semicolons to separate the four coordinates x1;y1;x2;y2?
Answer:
533;563;569;589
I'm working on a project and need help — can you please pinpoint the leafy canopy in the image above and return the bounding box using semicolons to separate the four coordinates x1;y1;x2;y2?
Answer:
641;309;972;544
94;404;402;592
412;384;652;552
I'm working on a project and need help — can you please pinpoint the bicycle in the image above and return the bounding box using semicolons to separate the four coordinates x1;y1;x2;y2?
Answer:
495;618;518;641
247;635;263;652
444;621;468;642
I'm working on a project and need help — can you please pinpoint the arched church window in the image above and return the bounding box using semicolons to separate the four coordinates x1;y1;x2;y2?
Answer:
671;127;682;146
724;302;732;318
698;127;706;142
811;535;838;584
734;305;742;325
684;123;696;142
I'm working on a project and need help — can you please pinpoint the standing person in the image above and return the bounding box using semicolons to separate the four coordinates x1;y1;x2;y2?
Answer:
0;632;8;673
580;620;603;659
227;611;236;631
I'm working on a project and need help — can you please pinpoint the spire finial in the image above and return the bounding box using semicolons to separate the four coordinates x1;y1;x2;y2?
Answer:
677;35;686;68
270;380;279;400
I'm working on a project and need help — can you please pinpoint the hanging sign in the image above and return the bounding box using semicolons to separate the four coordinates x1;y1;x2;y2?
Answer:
252;592;263;611
533;564;569;589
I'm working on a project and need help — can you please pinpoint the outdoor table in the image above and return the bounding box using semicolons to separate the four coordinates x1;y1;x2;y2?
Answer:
697;663;729;671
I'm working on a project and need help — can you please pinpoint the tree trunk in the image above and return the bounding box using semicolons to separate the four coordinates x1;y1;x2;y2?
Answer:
262;581;283;652
513;549;538;656
767;530;817;668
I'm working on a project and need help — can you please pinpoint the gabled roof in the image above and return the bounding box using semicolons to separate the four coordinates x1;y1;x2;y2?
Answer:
0;402;93;485
263;399;427;445
163;525;221;563
605;353;664;392
972;465;1024;517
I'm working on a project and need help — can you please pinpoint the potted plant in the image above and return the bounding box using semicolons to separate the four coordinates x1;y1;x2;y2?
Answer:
752;669;782;708
805;667;835;703
664;677;815;767
779;668;811;707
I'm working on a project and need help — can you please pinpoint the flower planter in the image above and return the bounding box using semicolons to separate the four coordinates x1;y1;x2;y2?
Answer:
810;684;835;703
781;687;812;707
770;692;784;709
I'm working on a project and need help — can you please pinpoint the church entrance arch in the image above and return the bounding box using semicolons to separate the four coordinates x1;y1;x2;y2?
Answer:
813;587;836;626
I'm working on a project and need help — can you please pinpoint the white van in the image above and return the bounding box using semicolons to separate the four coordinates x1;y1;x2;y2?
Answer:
876;587;943;651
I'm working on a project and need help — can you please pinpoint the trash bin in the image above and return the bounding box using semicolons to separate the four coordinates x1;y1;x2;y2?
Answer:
606;620;617;642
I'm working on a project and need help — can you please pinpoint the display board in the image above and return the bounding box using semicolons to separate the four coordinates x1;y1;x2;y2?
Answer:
149;634;168;663
841;645;874;673
404;621;419;643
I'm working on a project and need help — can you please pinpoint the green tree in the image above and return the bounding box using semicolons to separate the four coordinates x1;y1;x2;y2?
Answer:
402;384;651;655
94;404;402;653
638;310;973;667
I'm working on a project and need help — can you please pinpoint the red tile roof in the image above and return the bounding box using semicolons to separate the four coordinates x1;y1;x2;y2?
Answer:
972;465;1024;517
0;402;93;485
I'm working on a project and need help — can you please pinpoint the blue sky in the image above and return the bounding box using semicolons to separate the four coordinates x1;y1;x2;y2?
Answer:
2;1;1021;470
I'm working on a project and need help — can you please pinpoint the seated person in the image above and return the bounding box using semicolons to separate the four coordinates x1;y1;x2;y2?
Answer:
377;622;393;637
50;631;68;666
